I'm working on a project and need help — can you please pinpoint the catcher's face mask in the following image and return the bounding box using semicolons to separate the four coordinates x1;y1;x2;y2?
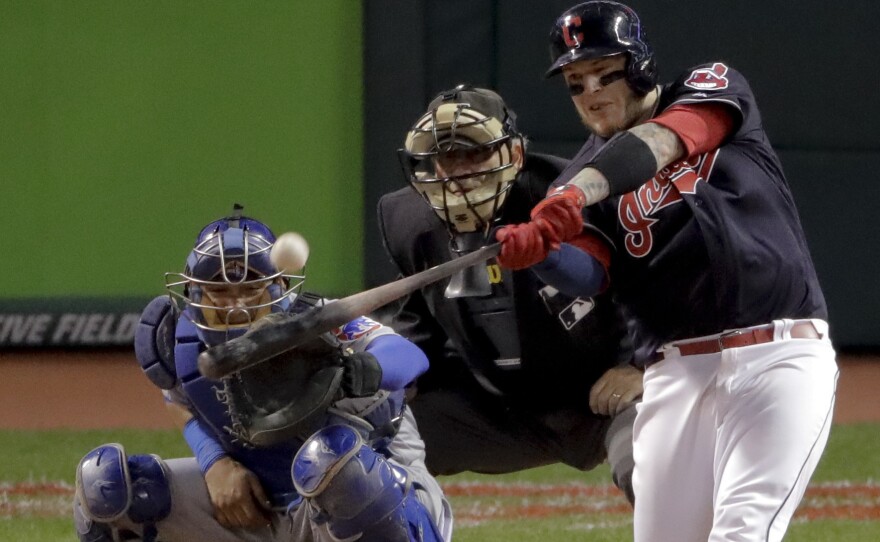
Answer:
165;210;305;346
198;272;278;328
400;100;522;234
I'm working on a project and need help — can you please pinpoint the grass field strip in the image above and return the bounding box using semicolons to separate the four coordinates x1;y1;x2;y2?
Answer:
3;480;879;521
444;481;880;524
0;481;75;518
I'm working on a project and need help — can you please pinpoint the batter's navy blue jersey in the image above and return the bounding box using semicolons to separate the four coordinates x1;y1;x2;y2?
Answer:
554;63;827;353
379;153;631;409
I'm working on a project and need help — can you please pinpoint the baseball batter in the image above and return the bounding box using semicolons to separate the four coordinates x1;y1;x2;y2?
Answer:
73;207;451;542
496;2;839;541
379;85;642;503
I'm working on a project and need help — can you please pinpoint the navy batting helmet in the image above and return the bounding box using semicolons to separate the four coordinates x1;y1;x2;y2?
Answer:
546;1;657;96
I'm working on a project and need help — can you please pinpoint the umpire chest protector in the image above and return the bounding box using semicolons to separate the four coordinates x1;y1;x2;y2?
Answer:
454;261;626;398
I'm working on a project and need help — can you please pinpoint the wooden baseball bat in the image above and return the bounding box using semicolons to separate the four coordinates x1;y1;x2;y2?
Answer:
197;242;501;379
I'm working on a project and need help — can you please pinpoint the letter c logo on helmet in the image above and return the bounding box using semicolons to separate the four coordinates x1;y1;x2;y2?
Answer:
561;15;583;48
546;1;657;96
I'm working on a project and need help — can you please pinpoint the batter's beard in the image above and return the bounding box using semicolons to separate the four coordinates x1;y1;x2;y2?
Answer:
580;96;651;138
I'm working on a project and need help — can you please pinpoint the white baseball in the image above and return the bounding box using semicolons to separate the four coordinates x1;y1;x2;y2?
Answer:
271;232;309;272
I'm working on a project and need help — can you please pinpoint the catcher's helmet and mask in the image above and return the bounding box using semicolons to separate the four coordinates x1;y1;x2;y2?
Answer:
546;0;657;96
165;204;305;347
167;205;344;447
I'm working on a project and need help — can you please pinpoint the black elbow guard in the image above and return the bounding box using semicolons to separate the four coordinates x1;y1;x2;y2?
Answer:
587;131;658;196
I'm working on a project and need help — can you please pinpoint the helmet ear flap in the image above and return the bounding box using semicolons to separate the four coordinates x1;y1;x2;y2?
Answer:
626;48;658;96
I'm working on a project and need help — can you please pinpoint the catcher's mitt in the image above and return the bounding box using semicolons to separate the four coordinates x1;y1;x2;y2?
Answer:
220;314;344;448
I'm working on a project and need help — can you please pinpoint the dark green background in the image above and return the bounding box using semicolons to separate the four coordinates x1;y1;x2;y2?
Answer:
3;1;878;348
2;1;363;299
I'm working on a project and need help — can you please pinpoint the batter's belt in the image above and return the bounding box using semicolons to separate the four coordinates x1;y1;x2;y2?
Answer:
662;320;823;358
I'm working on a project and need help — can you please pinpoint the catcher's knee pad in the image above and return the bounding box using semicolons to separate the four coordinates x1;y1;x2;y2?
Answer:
135;295;178;390
74;444;171;542
292;425;443;542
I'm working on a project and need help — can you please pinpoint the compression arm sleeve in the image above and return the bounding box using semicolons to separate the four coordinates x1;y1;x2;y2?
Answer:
182;417;228;474
365;333;429;390
647;103;735;157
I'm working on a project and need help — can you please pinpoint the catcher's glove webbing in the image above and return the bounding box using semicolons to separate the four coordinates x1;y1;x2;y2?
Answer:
220;313;345;448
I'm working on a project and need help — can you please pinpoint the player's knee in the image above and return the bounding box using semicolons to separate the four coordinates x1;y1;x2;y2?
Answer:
292;425;443;542
613;467;636;506
607;403;637;506
74;444;171;542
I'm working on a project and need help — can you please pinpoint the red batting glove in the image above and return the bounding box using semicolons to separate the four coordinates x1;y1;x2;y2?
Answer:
495;223;548;270
530;185;586;248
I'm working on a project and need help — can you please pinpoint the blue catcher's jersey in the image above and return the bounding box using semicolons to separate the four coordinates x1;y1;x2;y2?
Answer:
554;62;827;354
171;316;305;498
166;294;405;500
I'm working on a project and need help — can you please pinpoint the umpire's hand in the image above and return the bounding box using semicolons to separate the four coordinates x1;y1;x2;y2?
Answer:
589;365;644;416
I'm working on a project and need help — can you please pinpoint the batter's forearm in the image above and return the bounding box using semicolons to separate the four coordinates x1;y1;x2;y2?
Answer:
568;124;686;205
568;168;611;206
630;122;686;170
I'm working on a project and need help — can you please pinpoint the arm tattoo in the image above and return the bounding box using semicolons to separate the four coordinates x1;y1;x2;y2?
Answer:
567;124;683;206
629;122;686;169
569;168;611;206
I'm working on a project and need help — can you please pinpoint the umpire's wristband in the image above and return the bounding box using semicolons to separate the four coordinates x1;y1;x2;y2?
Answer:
182;417;228;474
587;131;658;196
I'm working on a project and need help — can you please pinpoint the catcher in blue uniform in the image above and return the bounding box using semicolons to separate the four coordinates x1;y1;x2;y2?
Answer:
378;85;642;504
73;206;452;542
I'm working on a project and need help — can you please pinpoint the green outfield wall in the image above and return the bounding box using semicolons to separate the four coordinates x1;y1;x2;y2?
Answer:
1;2;363;346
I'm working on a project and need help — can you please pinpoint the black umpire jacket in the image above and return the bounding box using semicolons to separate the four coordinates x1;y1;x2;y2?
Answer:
377;152;632;411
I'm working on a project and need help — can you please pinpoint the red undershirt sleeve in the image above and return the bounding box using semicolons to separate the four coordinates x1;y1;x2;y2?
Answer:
647;103;736;158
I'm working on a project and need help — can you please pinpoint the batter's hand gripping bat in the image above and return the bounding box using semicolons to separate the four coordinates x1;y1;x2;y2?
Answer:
197;242;501;379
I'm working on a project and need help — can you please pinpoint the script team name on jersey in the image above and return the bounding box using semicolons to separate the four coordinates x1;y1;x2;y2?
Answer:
618;149;719;258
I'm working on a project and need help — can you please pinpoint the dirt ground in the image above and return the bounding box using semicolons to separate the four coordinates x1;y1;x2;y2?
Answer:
1;350;878;430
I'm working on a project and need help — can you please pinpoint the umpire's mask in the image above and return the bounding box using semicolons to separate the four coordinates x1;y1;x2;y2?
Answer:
399;85;523;235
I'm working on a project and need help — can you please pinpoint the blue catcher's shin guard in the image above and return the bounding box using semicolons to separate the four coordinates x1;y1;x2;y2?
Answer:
292;425;443;542
74;444;171;542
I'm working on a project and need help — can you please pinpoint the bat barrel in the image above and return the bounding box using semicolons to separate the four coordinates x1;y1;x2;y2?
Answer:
197;303;347;379
198;339;260;379
198;242;501;379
